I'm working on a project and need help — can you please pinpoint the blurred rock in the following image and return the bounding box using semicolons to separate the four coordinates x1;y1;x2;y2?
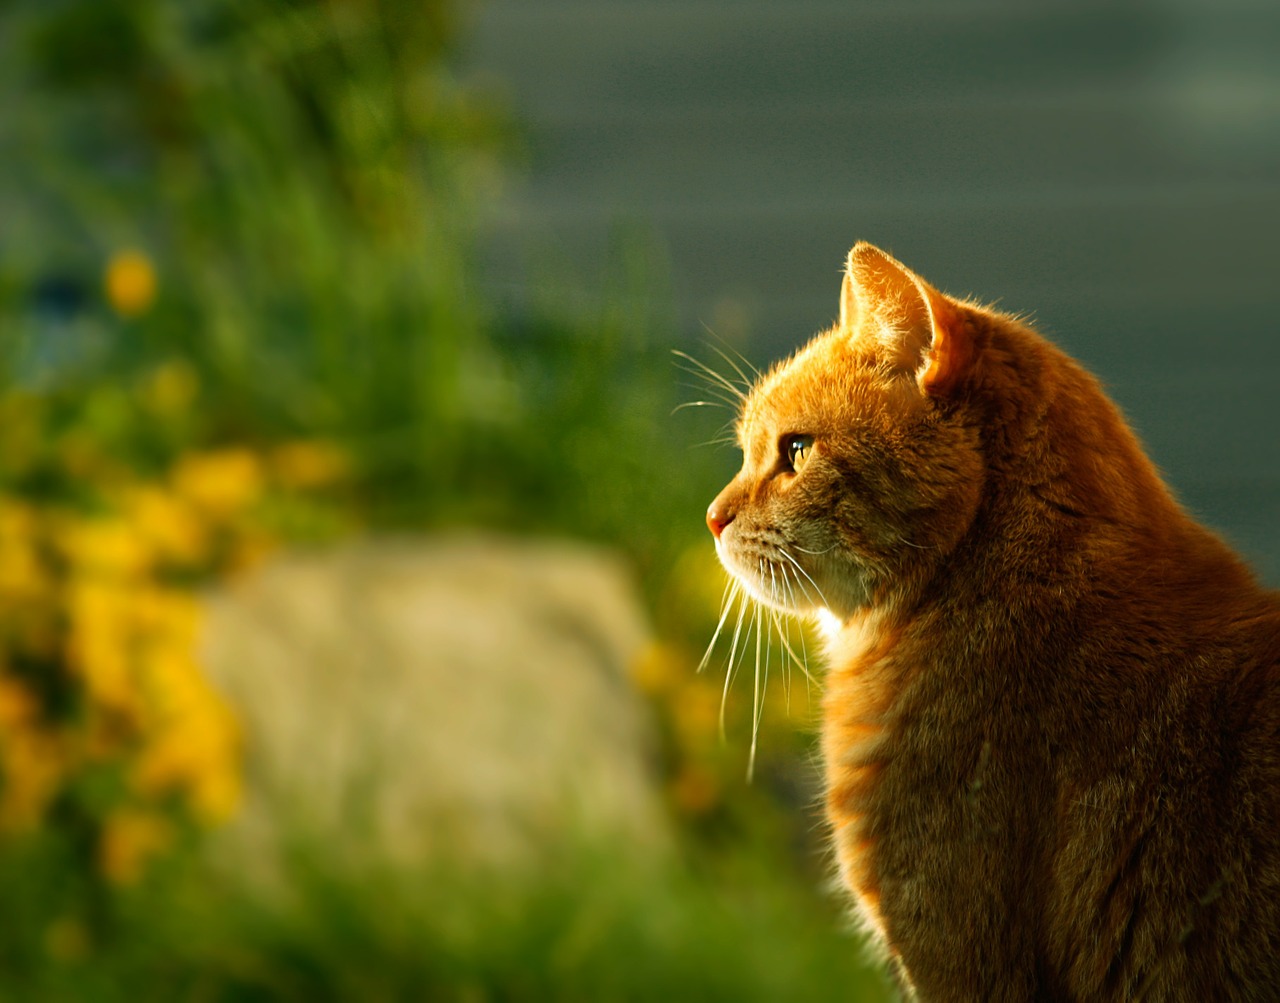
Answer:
200;534;670;875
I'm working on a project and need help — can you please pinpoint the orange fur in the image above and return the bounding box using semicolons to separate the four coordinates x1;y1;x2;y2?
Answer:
707;243;1280;1000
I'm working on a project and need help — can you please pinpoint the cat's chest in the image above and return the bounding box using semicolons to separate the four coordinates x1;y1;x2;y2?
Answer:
820;615;902;944
820;617;997;952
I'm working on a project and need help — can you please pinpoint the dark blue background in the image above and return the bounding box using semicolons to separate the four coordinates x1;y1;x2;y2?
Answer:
463;0;1279;584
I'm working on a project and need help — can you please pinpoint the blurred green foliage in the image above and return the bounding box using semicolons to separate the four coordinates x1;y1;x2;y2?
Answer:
1;0;708;548
0;1;890;999
0;837;892;1002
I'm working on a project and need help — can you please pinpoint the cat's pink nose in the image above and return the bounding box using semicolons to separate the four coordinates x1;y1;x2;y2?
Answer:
706;503;735;539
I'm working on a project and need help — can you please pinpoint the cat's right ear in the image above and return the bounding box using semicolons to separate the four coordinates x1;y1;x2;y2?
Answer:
842;243;970;398
839;268;860;332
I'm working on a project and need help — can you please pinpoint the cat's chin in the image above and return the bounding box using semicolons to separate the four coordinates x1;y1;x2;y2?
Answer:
716;537;871;620
737;577;810;615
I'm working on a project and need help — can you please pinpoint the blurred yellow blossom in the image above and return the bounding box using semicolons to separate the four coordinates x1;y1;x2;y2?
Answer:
172;449;265;520
126;488;207;567
271;440;349;489
59;518;152;580
0;677;36;729
99;809;172;884
104;249;157;318
64;579;139;718
225;526;275;574
0;430;348;882
130;587;241;826
0;504;47;605
0;724;64;832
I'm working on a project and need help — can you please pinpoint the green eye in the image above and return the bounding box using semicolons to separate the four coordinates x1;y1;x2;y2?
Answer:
785;434;814;473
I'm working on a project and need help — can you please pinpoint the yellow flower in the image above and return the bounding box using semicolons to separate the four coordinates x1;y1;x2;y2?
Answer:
225;526;275;574
0;676;36;728
99;808;172;884
131;685;242;824
0;726;64;832
0;499;37;541
271;441;349;489
172;449;264;521
189;760;241;823
131;598;242;824
104;249;157;318
64;579;141;717
59;516;152;580
125;488;208;567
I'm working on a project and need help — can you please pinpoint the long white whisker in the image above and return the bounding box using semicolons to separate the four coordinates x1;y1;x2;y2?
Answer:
706;341;758;390
772;610;791;710
672;350;748;403
698;578;741;674
792;542;838;556
772;610;817;687
700;326;763;382
749;603;764;782
798;610;813;704
691;436;741;450
778;547;830;607
781;556;814;605
671;399;729;414
720;587;751;741
672;371;742;409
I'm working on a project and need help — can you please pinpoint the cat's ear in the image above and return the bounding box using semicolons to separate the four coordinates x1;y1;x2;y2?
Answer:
838;268;860;332
842;243;969;397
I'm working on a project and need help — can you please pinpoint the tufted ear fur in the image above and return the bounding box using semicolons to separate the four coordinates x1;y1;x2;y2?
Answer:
841;243;970;397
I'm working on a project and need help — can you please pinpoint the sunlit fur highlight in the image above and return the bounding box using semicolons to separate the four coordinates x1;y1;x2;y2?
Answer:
703;242;1280;1001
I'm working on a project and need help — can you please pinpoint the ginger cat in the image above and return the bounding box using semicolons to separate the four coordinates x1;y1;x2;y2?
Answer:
705;243;1280;1001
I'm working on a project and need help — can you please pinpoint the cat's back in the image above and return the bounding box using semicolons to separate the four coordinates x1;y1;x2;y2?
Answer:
1042;580;1280;999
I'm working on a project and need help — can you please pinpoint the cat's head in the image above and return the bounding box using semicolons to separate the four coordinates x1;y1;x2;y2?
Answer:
706;243;990;622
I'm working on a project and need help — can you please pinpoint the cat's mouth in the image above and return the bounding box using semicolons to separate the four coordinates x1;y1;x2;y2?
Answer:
715;534;827;616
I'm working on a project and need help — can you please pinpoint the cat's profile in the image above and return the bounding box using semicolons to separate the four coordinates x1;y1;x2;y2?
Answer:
705;242;1280;1001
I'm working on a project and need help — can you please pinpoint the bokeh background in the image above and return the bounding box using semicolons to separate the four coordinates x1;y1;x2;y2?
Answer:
0;1;1275;1000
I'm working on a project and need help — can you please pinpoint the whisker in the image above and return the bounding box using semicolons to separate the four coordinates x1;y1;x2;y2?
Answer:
698;578;741;675
699;326;763;388
772;610;791;711
773;612;817;687
890;532;936;551
720;586;751;741
778;547;830;608
797;609;813;703
671;399;730;414
673;370;742;409
706;341;759;391
748;603;764;782
781;557;814;605
672;349;749;404
692;434;740;450
792;542;838;556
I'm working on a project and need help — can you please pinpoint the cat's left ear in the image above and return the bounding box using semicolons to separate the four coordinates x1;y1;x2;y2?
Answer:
843;243;970;398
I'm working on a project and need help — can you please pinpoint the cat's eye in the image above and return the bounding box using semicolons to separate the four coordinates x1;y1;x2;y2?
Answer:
783;434;815;473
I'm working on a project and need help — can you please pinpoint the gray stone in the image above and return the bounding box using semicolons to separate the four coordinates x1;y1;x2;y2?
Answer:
200;534;670;875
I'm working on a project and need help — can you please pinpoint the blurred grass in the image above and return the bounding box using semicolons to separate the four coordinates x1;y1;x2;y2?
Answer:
1;834;892;1003
0;1;890;999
